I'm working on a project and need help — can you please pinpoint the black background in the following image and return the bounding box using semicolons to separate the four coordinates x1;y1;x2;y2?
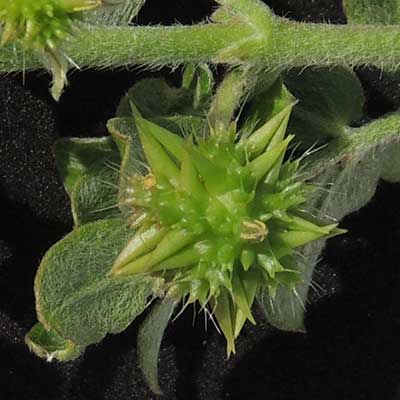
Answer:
1;1;400;399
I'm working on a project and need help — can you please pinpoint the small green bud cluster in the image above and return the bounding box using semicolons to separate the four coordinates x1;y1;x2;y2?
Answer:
110;102;341;355
0;0;101;99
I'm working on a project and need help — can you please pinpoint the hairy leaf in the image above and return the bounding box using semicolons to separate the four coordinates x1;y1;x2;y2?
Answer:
54;137;121;226
117;78;193;118
382;142;400;182
70;166;120;225
117;68;213;119
34;218;158;346
83;0;146;25
54;137;118;195
284;67;365;145
137;298;176;395
25;322;84;362
344;0;400;24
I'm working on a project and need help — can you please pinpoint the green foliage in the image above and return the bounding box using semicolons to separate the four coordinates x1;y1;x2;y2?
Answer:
344;0;400;24
137;298;176;395
284;67;364;145
25;322;84;361
54;137;121;226
382;143;400;182
17;0;400;394
34;218;157;349
117;65;213;119
83;0;145;25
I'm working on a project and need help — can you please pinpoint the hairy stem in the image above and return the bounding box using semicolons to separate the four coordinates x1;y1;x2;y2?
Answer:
307;112;400;177
267;19;400;69
1;16;400;72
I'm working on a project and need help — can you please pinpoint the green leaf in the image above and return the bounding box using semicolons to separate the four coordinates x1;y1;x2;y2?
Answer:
117;74;213;119
381;142;400;182
54;137;121;226
83;0;146;25
137;298;176;395
117;78;193;118
34;218;158;347
54;137;118;196
284;67;365;145
25;322;84;362
344;0;400;24
70;166;120;225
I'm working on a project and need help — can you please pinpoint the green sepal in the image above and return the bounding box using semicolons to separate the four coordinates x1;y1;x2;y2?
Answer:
111;225;169;274
274;224;339;251
257;247;284;279
114;229;197;276
130;102;186;162
25;322;84;362
246;135;294;182
285;215;338;235
232;268;256;325
182;63;214;109
242;102;295;159
190;146;228;195
213;288;236;357
244;77;295;133
233;268;259;338
134;112;180;184
151;244;204;271
180;146;208;201
240;249;256;271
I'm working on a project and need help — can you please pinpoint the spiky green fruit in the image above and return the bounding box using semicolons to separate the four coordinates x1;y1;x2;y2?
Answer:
0;0;101;99
110;102;342;356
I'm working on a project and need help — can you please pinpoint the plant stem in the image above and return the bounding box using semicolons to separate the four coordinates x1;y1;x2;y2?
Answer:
307;112;400;178
266;19;400;69
0;23;252;71
1;17;400;72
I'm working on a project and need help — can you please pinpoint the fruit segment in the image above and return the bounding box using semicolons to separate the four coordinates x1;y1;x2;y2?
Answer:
111;103;342;354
